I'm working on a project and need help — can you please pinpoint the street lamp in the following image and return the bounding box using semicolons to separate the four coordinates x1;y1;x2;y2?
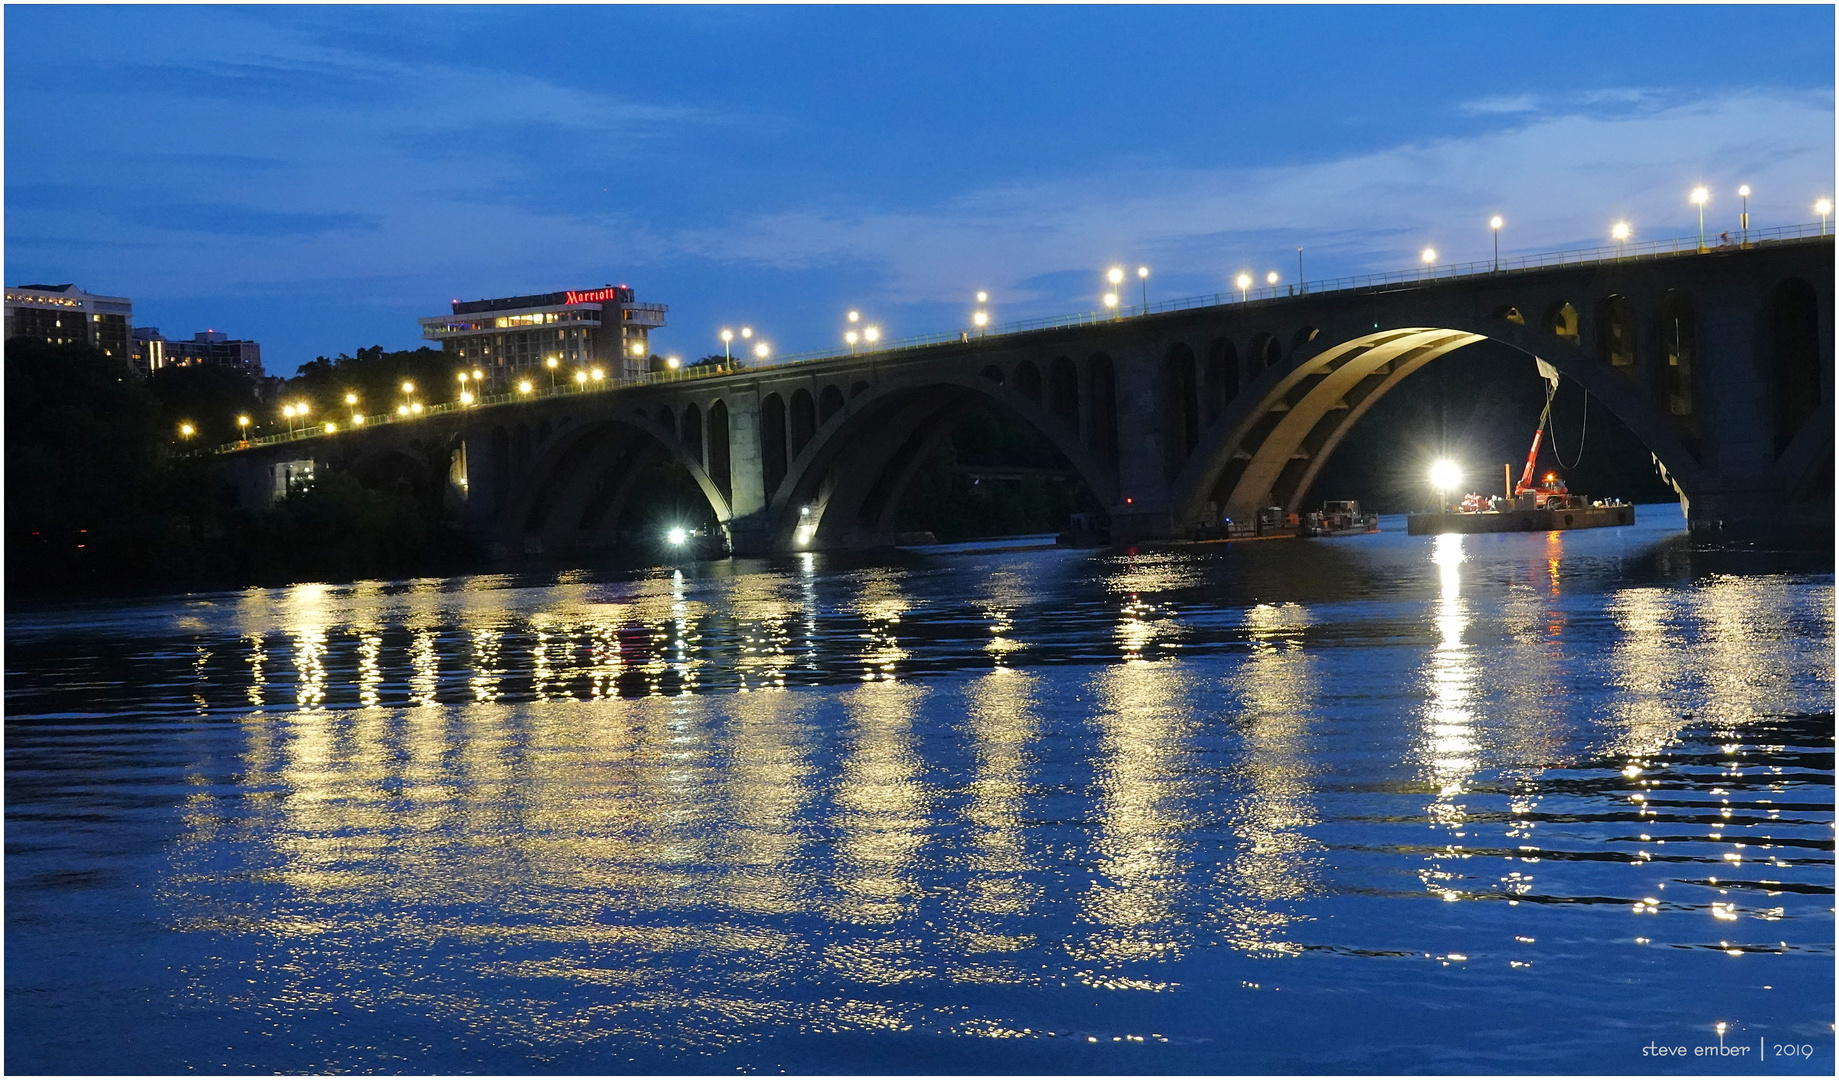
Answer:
590;367;605;383
459;390;474;405
401;381;414;395
1611;220;1631;255
1106;266;1124;319
975;290;989;334
864;326;880;348
1265;271;1279;290
518;379;534;394
237;415;251;442
721;329;734;364
324;421;338;434
1137;266;1149;313
344;392;358;406
1489;215;1503;271
1816;199;1832;236
1421;247;1437;278
666;355;681;370
1738;184;1750;243
741;327;753;340
1690;185;1709;250
575;370;589;389
1234;272;1252;301
753;341;770;361
1103;291;1118;314
846;329;859;354
546;355;560;388
178;421;195;439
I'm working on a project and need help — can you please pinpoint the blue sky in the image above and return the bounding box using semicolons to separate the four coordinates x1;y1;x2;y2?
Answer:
6;4;1833;375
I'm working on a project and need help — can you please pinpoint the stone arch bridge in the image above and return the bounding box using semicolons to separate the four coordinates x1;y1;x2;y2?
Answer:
226;236;1832;555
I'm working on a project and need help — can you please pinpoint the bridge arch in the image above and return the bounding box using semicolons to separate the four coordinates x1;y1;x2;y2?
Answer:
499;413;732;554
1170;317;1710;528
762;369;1120;551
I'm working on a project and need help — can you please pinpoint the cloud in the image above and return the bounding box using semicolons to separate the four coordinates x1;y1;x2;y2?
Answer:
655;87;1835;308
1459;93;1543;115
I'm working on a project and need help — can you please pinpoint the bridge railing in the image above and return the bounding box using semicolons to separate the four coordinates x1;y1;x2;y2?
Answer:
211;221;1829;455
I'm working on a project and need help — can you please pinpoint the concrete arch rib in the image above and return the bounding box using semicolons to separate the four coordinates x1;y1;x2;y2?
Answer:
765;370;1120;552
1221;328;1483;519
1171;324;1710;527
499;414;732;551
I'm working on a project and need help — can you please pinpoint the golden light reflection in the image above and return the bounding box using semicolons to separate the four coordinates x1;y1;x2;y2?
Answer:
1420;534;1479;900
956;669;1045;936
1213;601;1321;954
712;686;817;919
1074;660;1196;969
285;583;330;710
829;681;933;945
853;570;912;680
729;573;800;692
243;632;268;709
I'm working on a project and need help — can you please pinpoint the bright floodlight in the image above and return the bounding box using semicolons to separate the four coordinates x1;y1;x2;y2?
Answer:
1421;247;1437;264
1489;215;1503;230
846;330;859;345
237;415;250;427
459;390;473;404
1107;266;1124;285
591;367;605;380
1817;199;1833;215
632;342;646;356
721;329;733;342
345;392;358;404
518;379;534;393
753;342;769;359
1429;458;1463;491
1266;271;1279;285
179;422;195;437
666;526;688;546
666;355;680;369
973;311;989;327
1234;273;1252;290
1612;221;1631;241
864;326;880;343
1690;185;1709;205
1738;184;1751;198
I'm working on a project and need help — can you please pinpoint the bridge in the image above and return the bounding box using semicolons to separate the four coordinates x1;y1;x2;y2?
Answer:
222;228;1833;555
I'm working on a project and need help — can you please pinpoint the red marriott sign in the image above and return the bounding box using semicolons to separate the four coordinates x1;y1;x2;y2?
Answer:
565;287;626;305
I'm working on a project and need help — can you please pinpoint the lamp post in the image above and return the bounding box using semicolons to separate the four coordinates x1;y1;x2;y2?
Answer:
1429;458;1462;512
237;414;251;443
1234;272;1251;302
1817;199;1832;236
178;421;195;441
1136;267;1148;313
975;291;989;335
1612;220;1630;259
863;326;880;350
721;329;734;365
1690;186;1709;250
1265;270;1279;293
1106;266;1124;320
1421;247;1437;279
1738;185;1750;244
1489;215;1503;271
546;355;560;389
754;341;770;361
846;329;859;354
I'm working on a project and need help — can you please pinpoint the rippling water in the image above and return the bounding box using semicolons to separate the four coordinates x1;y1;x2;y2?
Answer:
6;506;1833;1073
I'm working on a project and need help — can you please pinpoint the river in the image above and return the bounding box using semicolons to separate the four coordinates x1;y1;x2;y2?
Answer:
5;504;1832;1073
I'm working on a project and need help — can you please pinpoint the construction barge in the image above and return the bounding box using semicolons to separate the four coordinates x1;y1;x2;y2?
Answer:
1407;357;1636;537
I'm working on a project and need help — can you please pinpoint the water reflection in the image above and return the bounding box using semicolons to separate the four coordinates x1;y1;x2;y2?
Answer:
1075;659;1195;977
950;668;1044;983
1420;535;1479;899
1214;601;1320;955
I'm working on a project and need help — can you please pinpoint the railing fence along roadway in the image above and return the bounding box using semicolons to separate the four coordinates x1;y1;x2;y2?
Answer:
212;221;1830;455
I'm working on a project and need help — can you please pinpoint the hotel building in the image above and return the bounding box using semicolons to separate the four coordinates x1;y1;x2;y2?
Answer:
4;283;133;364
419;285;667;388
132;328;265;379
